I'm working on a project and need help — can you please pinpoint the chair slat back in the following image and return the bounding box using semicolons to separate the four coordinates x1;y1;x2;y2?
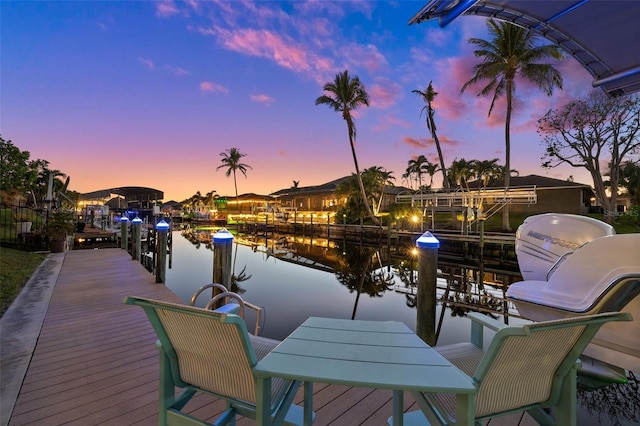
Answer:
472;312;631;418
475;325;583;416
125;297;259;404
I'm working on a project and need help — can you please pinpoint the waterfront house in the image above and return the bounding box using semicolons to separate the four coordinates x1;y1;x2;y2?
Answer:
270;176;408;213
465;174;594;215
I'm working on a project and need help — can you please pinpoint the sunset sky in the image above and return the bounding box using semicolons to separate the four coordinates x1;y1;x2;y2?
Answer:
2;1;598;202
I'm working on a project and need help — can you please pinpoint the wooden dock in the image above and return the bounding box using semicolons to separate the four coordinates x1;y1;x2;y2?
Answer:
1;248;534;426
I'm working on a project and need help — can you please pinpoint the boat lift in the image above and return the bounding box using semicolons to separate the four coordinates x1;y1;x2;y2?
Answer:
395;186;537;230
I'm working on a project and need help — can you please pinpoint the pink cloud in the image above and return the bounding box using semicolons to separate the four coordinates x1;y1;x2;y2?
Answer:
156;0;179;17
216;27;311;71
164;65;189;76
138;57;155;69
403;136;429;149
199;81;228;93
437;135;461;147
372;115;412;131
344;43;388;73
368;78;401;109
250;94;274;104
409;46;433;65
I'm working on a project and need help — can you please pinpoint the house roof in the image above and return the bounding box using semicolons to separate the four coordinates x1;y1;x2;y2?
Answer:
270;177;352;197
467;174;590;190
79;186;164;202
270;176;411;197
409;0;640;98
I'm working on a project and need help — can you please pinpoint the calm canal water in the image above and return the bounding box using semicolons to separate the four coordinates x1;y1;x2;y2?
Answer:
162;229;638;426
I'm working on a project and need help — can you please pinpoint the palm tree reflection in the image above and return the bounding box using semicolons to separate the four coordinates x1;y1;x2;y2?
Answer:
334;244;394;319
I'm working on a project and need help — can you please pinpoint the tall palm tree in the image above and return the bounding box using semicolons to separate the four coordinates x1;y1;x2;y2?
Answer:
461;19;563;231
316;69;379;225
412;82;449;189
216;147;252;211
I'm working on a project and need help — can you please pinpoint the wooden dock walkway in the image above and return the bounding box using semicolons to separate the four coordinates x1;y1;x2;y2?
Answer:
1;248;533;426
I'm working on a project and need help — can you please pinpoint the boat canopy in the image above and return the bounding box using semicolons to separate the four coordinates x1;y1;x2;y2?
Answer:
409;0;640;98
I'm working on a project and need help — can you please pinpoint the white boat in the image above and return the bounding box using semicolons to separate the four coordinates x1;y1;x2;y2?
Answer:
507;213;640;376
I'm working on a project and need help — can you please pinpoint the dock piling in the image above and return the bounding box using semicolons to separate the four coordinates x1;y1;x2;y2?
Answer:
416;231;440;346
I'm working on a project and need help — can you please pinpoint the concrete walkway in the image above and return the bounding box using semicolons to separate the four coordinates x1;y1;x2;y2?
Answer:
1;253;64;426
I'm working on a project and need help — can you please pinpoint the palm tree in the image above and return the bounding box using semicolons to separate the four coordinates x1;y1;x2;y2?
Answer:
421;159;439;189
449;158;476;193
473;158;502;189
407;155;428;190
316;69;379;225
412;82;449;189
216;147;252;211
461;19;563;231
362;166;395;216
203;190;217;218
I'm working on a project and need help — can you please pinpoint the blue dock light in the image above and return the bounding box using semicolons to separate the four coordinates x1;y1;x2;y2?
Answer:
132;216;143;224
156;219;170;230
120;216;129;223
213;228;234;243
416;231;440;249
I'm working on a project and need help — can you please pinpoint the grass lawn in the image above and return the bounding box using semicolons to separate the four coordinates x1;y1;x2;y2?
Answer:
0;247;47;317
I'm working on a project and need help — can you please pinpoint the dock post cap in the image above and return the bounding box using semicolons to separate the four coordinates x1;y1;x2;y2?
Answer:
132;216;143;224
213;228;234;243
156;219;170;230
416;231;440;249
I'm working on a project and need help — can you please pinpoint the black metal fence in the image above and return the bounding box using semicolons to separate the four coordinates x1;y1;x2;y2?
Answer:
0;201;48;251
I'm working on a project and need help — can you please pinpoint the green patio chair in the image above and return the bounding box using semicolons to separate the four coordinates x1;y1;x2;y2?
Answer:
125;296;309;426
397;311;632;426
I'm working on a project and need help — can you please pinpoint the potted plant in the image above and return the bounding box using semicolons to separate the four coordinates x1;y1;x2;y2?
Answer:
14;207;36;234
45;210;75;252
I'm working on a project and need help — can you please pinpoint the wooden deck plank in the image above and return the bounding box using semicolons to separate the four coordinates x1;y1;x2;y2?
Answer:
4;248;538;426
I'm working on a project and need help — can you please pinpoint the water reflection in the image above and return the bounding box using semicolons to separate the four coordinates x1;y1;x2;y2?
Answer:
578;372;639;426
169;228;638;426
333;245;395;319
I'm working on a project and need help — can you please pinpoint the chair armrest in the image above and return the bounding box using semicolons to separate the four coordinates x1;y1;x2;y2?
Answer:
468;312;508;349
468;312;508;331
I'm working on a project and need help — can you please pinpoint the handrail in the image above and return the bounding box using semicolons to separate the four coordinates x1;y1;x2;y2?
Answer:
190;283;228;306
190;282;265;335
205;292;245;318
